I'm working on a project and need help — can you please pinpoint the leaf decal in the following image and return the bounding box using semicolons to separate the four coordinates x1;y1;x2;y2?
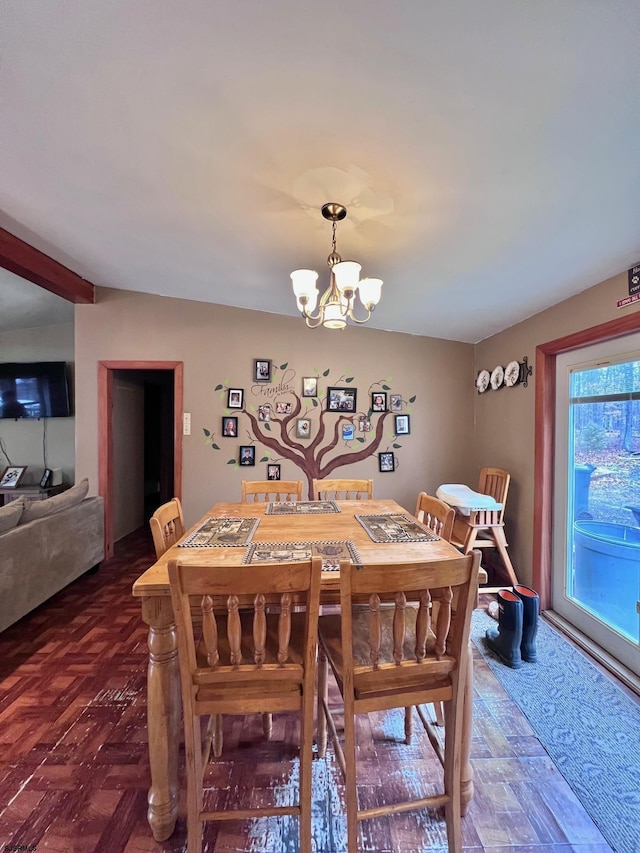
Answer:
280;362;288;370
203;428;211;437
211;443;220;450
409;395;416;403
214;384;223;391
259;456;269;462
312;399;318;407
227;459;236;465
345;376;354;383
382;384;390;390
264;423;271;431
323;368;330;376
393;443;401;449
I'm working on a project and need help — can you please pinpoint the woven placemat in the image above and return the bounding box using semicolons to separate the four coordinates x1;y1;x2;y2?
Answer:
265;500;340;515
355;513;438;543
178;516;260;547
242;540;361;571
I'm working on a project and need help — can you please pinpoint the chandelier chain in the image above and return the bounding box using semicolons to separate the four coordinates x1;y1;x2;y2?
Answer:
331;220;337;255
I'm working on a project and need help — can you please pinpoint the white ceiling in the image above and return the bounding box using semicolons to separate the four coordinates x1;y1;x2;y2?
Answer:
1;1;639;343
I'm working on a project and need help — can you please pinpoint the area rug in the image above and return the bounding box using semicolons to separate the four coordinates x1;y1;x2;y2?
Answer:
471;609;640;853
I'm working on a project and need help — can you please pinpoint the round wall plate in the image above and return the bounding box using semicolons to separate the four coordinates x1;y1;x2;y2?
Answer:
490;365;505;390
476;369;490;393
504;360;521;387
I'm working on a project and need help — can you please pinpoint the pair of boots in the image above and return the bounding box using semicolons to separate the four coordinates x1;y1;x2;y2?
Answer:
485;585;539;668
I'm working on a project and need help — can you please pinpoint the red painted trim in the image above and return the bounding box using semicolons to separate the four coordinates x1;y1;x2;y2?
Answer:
0;228;95;303
98;361;183;559
533;309;640;609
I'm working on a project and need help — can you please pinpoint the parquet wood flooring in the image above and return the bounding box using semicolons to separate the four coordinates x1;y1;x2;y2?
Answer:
0;529;614;852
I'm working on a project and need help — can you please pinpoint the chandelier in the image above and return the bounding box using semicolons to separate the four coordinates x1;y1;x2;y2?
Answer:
290;203;383;330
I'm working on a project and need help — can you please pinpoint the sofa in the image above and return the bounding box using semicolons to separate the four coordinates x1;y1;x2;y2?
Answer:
0;479;104;633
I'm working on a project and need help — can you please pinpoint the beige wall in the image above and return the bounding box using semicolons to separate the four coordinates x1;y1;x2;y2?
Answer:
75;288;475;526
474;269;637;585
0;322;75;484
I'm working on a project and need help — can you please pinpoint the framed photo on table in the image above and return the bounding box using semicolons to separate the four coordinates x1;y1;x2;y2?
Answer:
0;466;27;488
40;468;53;488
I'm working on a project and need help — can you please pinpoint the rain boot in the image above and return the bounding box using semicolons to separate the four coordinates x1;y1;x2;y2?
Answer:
485;590;523;668
513;585;539;663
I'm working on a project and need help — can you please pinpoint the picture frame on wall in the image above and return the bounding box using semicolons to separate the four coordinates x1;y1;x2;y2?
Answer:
0;465;27;488
342;422;354;441
239;445;255;466
296;418;311;438
258;404;271;422
222;416;238;437
302;377;318;397
227;388;244;409
378;452;395;472
40;468;53;488
390;394;403;412
267;463;281;481
327;387;357;412
254;359;271;382
371;392;387;412
395;414;410;435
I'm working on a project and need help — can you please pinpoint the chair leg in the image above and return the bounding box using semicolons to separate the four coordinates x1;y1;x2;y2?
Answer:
433;701;445;726
404;706;413;744
443;693;463;853
262;713;273;740
317;646;328;758
184;712;204;853
213;714;223;758
490;526;519;586
343;701;359;853
299;687;315;853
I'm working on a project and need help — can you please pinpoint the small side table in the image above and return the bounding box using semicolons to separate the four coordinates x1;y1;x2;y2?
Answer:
0;483;71;507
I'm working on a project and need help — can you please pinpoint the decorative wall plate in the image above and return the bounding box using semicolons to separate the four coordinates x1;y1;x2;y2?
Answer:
490;365;504;390
476;369;490;393
504;360;521;387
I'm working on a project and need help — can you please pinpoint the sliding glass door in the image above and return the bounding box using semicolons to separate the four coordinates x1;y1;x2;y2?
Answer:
553;334;640;677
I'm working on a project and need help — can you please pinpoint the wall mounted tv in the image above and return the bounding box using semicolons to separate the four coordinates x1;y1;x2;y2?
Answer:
0;362;72;419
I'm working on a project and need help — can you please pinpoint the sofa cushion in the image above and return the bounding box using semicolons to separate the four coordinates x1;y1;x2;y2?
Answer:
0;500;24;533
19;478;90;524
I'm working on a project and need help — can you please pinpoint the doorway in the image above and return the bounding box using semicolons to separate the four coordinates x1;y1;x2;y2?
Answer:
553;336;640;677
98;361;183;558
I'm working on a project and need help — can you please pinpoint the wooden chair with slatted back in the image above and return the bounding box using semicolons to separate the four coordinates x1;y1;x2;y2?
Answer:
149;498;185;559
317;551;480;853
168;555;322;853
312;478;373;501
408;492;456;732
241;480;304;502
450;467;518;586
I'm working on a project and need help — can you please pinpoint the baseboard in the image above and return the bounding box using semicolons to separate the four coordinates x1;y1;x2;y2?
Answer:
543;610;640;698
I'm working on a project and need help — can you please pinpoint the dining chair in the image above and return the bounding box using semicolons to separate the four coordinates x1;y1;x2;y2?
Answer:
312;478;373;501
317;551;481;853
149;497;185;559
450;467;518;586
409;491;456;733
241;480;303;502
168;554;322;853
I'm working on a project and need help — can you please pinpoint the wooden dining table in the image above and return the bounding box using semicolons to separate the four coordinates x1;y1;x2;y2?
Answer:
132;497;487;842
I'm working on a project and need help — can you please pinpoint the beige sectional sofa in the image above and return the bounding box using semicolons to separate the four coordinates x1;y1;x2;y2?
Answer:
0;479;104;633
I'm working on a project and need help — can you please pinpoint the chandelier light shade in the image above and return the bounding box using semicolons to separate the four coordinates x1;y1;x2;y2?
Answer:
291;203;383;329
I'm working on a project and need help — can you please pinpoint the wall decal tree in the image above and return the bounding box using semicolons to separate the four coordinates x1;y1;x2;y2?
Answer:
203;363;416;498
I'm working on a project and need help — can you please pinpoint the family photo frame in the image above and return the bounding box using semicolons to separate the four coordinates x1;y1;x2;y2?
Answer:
326;387;357;412
296;418;311;438
395;414;410;435
254;359;271;382
302;377;318;397
378;452;395;473
371;392;387;412
0;465;27;488
222;416;238;437
239;446;255;466
227;388;244;409
267;463;281;481
390;394;403;411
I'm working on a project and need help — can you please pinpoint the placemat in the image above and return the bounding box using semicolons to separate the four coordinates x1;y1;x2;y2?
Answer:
355;513;439;543
242;540;361;571
178;516;260;547
265;500;340;515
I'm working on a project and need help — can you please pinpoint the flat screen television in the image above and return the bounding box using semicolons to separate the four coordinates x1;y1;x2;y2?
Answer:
0;362;72;419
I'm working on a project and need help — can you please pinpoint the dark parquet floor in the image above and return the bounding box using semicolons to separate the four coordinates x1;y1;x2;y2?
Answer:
0;529;614;852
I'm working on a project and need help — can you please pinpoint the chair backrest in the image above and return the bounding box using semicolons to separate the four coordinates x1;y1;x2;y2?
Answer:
241;480;304;502
338;551;480;700
149;498;185;559
312;478;373;501
478;467;510;524
414;492;454;542
168;556;322;700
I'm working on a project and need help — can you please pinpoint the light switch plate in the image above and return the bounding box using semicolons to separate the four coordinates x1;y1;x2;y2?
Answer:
183;412;191;435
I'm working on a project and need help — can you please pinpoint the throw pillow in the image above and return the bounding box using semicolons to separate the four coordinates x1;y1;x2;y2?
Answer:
19;478;90;525
0;499;24;533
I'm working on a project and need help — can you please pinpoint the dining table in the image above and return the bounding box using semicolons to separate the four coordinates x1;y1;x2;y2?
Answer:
132;497;487;842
